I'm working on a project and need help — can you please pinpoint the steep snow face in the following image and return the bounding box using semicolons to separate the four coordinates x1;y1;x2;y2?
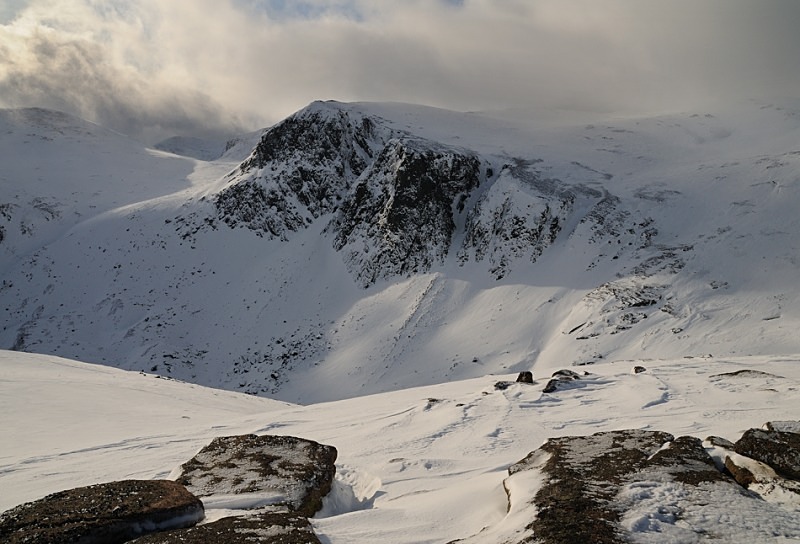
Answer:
1;100;800;402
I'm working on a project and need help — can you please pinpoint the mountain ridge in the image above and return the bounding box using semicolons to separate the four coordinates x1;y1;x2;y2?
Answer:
1;99;799;402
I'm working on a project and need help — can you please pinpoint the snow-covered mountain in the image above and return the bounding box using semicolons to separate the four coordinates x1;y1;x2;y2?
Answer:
1;100;800;403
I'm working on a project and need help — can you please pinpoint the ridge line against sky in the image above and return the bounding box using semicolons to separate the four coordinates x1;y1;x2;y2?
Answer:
1;0;799;144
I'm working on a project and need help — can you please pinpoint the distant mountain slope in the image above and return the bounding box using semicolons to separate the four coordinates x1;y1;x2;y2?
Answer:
1;100;799;402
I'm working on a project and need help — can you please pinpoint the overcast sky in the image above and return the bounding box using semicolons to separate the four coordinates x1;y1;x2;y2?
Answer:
1;0;798;143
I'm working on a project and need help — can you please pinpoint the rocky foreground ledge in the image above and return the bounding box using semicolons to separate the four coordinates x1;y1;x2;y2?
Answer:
0;434;336;544
457;420;800;543
2;420;799;543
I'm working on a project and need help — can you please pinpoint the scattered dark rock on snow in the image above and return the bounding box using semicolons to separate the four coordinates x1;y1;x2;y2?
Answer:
175;434;337;517
516;371;534;383
494;380;512;391
710;369;785;379
0;480;203;544
133;511;321;544
632;365;647;374
733;428;800;480
542;369;582;393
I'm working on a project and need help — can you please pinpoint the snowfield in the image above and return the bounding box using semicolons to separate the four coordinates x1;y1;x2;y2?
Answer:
2;350;799;542
1;100;800;404
2;99;800;541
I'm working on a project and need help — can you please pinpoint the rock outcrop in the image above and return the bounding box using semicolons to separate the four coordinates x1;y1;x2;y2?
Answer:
0;434;338;544
175;434;337;517
542;369;584;394
329;138;483;286
0;480;203;544
733;428;800;481
716;422;800;506
133;512;321;544
475;426;800;544
214;103;394;240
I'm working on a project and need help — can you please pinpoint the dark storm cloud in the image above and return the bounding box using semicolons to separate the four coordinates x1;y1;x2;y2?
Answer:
1;0;798;142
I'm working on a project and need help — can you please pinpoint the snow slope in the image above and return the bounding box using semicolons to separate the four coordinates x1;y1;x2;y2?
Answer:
2;350;799;542
1;100;800;403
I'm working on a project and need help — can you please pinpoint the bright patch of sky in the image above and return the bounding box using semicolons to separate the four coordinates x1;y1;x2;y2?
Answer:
0;0;25;23
235;0;365;21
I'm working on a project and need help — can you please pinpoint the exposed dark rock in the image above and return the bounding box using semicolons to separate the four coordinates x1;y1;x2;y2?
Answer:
175;434;337;517
551;369;581;379
542;369;582;393
516;371;534;383
705;435;735;449
494;381;512;391
632;365;647;374
504;430;752;544
0;480;203;544
765;420;800;433
725;456;759;487
733;428;800;480
522;430;674;544
456;160;584;280
710;369;785;379
644;435;729;485
456;427;800;544
133;512;321;544
329;138;482;286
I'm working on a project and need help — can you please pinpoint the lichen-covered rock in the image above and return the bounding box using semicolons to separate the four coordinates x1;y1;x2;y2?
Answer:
133;512;321;544
496;429;792;544
0;480;203;544
733;428;800;480
175;434;337;517
523;429;674;544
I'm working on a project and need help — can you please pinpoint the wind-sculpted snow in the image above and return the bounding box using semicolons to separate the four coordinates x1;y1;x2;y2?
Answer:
3;352;800;543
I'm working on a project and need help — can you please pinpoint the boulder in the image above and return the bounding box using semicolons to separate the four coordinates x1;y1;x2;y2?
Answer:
516;371;534;383
631;365;647;374
542;369;582;393
133;512;321;544
733;428;800;480
0;480;203;544
175;434;337;517
705;435;735;449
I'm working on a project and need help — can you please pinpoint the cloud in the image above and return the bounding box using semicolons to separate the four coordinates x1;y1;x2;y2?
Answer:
1;0;798;142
